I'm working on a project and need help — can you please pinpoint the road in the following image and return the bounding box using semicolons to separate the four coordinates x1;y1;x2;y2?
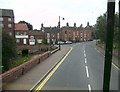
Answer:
35;41;120;91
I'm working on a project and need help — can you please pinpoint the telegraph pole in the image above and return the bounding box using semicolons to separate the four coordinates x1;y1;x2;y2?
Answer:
118;0;120;90
58;16;61;50
103;0;115;92
58;16;64;50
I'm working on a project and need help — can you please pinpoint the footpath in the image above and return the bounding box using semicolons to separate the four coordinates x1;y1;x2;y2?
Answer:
96;44;120;69
3;46;70;90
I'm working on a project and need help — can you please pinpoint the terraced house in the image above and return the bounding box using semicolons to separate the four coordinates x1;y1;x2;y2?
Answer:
41;22;93;43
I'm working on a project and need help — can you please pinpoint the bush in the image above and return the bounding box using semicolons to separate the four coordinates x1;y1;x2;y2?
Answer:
2;31;17;72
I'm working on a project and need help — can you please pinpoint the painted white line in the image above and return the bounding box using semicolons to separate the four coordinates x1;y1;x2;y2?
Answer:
88;84;92;92
85;66;89;78
85;58;87;63
84;50;85;53
112;63;120;70
94;48;105;57
84;53;86;57
95;48;120;70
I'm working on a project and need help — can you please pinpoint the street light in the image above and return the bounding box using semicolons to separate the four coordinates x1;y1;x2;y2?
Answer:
58;16;65;50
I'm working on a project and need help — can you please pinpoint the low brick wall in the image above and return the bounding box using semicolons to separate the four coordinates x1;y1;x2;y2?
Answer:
1;51;51;87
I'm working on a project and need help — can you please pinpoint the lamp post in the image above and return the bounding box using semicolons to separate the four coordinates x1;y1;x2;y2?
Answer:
58;16;64;50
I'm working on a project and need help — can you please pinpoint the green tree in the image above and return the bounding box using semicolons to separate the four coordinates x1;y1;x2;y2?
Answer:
2;31;17;72
95;13;119;45
114;13;119;44
18;21;33;30
94;13;107;42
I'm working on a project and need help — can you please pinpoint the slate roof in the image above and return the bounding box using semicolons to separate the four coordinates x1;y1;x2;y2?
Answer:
84;25;93;30
15;23;28;31
62;26;83;30
43;27;61;33
28;30;44;35
0;9;14;17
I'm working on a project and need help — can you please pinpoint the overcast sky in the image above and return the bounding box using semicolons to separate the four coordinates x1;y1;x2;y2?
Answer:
0;0;119;29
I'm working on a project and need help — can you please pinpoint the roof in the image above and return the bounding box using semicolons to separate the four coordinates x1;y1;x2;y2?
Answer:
28;30;44;35
62;26;83;30
43;27;60;33
15;23;28;31
84;25;93;30
0;9;14;17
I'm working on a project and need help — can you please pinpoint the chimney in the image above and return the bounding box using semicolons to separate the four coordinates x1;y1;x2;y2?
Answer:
66;22;69;27
41;23;43;28
41;23;44;32
80;24;83;28
74;22;76;27
87;22;89;26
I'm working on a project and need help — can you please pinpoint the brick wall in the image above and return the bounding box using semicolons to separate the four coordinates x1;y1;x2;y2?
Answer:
1;51;51;87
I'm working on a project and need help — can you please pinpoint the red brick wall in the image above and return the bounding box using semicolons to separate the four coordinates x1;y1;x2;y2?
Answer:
1;51;51;87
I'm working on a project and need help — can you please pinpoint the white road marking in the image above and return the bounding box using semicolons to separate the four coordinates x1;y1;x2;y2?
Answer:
84;50;85;53
84;53;86;57
88;84;92;92
83;45;87;58
85;66;89;78
85;58;87;63
94;48;105;57
94;48;120;70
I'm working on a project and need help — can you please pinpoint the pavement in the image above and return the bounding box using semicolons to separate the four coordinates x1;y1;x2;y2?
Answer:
96;43;120;69
3;45;70;90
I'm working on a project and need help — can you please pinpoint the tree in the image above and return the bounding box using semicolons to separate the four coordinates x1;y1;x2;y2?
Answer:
2;31;17;72
95;13;119;44
94;13;107;42
18;21;33;30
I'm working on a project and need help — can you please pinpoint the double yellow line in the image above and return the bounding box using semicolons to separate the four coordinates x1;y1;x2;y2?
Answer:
34;47;73;92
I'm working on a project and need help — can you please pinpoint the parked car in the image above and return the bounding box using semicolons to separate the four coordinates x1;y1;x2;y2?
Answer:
65;41;72;44
57;41;65;45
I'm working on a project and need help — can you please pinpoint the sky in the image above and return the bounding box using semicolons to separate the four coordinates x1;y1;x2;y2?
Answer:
0;0;119;29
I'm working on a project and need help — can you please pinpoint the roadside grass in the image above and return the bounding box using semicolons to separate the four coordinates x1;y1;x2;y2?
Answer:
97;41;119;50
2;45;58;73
9;55;32;69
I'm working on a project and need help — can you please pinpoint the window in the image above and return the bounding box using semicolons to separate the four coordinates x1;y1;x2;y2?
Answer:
8;24;12;28
23;39;27;45
8;18;12;21
0;24;4;28
16;39;20;43
0;17;3;21
81;32;83;35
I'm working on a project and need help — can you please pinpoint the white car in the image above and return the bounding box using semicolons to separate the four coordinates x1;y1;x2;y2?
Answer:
57;41;64;45
65;41;72;44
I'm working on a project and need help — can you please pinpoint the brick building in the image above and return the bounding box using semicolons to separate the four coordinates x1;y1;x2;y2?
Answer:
61;22;93;42
0;9;15;37
15;23;45;53
41;23;60;44
15;23;29;45
41;22;93;43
